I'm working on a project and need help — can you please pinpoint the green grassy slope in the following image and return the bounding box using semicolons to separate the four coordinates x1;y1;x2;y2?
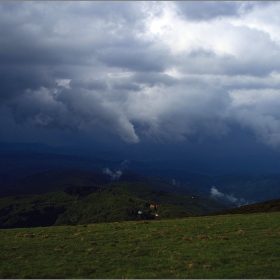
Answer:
1;212;280;278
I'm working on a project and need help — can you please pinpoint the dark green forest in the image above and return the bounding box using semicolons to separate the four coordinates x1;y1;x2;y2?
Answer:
0;182;227;229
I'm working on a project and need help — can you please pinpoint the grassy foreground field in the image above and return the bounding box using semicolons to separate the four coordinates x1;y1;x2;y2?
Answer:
1;212;280;279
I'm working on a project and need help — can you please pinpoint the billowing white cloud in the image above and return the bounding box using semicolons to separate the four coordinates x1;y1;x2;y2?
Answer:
1;2;280;149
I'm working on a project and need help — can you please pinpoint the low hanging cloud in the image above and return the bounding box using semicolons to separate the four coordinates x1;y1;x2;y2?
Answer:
103;168;123;181
210;186;249;206
1;2;280;149
171;179;181;187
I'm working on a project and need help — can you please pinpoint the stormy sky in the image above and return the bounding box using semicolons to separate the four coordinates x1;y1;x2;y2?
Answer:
1;1;280;173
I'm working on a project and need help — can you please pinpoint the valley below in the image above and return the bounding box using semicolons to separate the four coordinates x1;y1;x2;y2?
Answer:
1;145;280;278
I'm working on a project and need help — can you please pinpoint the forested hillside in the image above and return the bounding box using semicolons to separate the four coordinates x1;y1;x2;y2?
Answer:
0;182;228;229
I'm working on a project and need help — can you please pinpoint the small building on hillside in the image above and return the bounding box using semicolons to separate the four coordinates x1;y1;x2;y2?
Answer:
150;203;158;210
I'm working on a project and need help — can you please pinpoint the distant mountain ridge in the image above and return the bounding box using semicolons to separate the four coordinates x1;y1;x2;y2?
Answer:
0;170;208;199
1;142;280;204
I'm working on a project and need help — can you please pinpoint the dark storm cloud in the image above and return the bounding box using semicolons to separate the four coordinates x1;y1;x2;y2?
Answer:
69;79;108;91
0;2;145;76
174;2;257;21
110;72;178;92
177;51;280;77
141;83;230;142
132;73;178;87
0;65;56;102
1;1;280;151
113;83;141;92
97;46;169;73
0;2;170;144
8;86;140;143
67;1;146;26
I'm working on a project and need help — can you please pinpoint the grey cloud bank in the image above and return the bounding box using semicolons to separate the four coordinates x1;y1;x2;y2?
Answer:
1;1;280;170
